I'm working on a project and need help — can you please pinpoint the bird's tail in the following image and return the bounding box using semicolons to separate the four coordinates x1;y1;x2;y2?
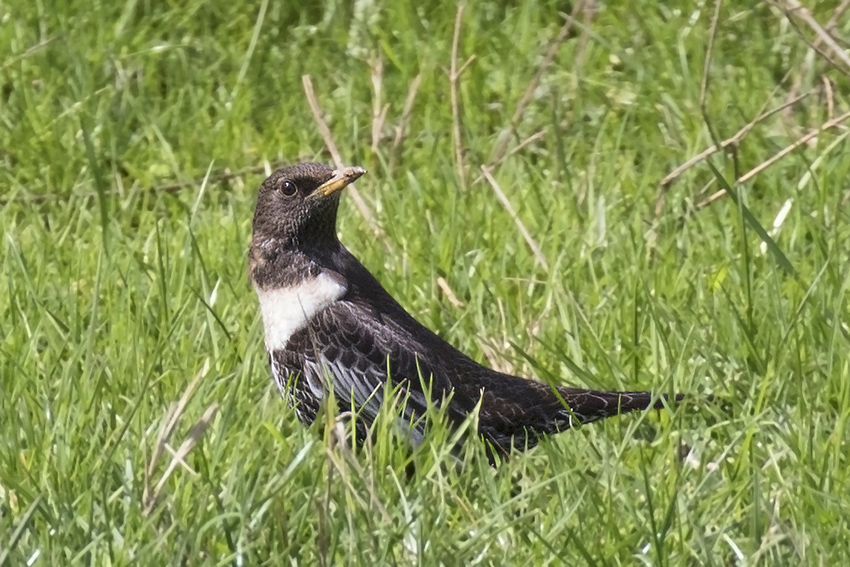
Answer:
471;376;684;459
554;387;683;427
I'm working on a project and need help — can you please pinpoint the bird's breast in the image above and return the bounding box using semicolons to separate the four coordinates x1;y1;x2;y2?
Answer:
254;271;347;351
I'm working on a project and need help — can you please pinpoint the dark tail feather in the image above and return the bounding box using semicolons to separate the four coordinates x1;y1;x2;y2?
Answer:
477;380;684;462
555;387;683;427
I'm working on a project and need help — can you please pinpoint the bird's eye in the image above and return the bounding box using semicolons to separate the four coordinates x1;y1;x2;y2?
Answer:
280;181;297;197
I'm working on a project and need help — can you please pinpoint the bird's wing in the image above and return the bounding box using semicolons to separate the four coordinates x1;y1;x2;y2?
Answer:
287;297;455;425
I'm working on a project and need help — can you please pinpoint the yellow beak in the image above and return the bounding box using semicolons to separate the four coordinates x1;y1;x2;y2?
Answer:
311;166;367;198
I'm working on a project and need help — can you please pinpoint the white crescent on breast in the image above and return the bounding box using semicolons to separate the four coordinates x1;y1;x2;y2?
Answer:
254;271;347;351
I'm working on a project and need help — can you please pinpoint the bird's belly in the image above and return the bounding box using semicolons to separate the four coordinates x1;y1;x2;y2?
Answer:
267;344;417;435
269;351;325;425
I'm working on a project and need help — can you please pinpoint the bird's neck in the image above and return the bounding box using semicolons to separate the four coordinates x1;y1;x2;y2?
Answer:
249;237;340;290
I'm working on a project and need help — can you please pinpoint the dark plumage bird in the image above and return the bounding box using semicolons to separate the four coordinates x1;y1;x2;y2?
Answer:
249;163;680;457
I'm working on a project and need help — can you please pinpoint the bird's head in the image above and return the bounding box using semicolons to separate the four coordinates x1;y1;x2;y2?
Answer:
251;163;366;250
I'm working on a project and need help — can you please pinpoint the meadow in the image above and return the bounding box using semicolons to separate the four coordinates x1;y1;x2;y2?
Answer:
2;0;850;564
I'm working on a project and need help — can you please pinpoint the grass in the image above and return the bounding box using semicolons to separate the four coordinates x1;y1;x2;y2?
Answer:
2;0;850;564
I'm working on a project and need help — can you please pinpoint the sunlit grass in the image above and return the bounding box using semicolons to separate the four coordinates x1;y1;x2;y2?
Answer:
2;0;849;565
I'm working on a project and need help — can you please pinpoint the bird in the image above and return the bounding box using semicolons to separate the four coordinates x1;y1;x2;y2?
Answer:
249;162;681;458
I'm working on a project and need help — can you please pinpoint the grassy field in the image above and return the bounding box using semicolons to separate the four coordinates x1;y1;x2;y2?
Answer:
3;0;850;564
